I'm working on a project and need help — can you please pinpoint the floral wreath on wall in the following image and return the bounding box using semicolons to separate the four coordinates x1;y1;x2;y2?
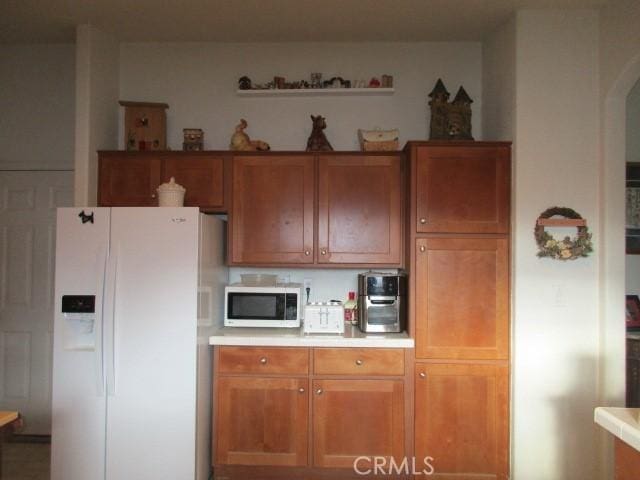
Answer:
534;207;593;260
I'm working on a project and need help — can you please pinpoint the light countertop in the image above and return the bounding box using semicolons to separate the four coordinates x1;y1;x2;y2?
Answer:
594;407;640;451
209;324;414;348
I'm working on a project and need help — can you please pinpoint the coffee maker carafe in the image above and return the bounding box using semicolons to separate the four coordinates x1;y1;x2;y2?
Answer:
357;272;406;333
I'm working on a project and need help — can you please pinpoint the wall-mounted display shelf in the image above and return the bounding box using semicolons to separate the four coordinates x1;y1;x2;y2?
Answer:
236;88;394;97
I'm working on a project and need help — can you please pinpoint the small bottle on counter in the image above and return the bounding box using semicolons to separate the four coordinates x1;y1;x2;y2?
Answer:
344;291;357;326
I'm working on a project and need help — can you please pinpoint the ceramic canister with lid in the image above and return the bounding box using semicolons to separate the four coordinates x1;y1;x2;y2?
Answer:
157;177;186;206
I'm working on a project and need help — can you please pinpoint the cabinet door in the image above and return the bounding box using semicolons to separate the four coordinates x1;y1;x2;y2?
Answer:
415;363;509;480
415;237;509;360
415;145;510;233
312;379;404;468
230;156;314;264
317;155;402;265
216;376;309;466
98;155;162;206
163;155;225;209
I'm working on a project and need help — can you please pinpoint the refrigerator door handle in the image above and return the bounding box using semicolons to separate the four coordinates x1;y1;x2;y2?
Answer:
105;247;118;397
94;247;107;396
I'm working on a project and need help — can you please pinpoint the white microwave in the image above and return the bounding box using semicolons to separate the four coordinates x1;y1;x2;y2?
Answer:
224;283;303;328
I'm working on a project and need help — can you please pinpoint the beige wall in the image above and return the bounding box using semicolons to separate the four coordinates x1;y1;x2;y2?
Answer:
74;25;120;206
118;42;483;150
0;44;75;170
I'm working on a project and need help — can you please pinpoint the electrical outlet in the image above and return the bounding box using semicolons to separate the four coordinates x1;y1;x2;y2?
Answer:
303;278;312;303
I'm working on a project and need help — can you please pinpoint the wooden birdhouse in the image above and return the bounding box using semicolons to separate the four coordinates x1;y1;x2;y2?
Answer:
120;101;169;151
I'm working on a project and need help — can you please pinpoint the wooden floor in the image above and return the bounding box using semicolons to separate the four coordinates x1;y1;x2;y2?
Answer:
1;442;50;480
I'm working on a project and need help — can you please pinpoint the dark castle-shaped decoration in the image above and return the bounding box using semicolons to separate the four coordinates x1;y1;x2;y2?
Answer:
428;79;474;140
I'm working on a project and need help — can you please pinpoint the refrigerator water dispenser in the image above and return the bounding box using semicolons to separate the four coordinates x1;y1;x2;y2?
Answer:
62;295;96;349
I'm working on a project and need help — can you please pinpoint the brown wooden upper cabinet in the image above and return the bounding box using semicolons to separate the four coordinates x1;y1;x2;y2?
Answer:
230;153;403;267
415;236;509;360
414;144;510;234
98;154;162;206
317;155;402;265
162;154;225;209
97;152;227;211
230;155;315;265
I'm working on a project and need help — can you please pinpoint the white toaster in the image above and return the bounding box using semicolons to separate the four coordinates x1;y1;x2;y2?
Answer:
303;302;345;334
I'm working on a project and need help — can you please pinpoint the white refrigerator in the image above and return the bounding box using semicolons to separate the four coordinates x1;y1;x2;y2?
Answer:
51;207;227;480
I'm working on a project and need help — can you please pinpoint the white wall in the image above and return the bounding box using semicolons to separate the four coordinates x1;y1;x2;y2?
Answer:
482;17;516;142
598;2;640;476
0;45;75;170
627;78;640;164
119;42;483;150
229;267;396;304
483;10;601;480
74;25;120;206
626;79;640;296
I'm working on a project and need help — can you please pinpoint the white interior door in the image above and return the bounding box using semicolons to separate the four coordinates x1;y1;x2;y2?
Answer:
0;171;73;434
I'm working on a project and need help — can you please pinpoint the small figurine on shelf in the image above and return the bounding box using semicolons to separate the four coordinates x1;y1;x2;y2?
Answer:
229;119;270;151
306;115;333;152
274;76;286;89
310;72;322;88
183;128;204;151
368;77;381;88
238;76;252;90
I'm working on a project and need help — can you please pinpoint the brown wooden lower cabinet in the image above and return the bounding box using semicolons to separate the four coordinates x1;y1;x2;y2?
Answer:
615;437;640;480
414;362;509;480
215;376;309;466
312;379;404;468
213;346;408;478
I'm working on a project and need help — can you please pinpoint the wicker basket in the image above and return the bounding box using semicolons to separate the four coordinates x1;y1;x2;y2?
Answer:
358;129;399;151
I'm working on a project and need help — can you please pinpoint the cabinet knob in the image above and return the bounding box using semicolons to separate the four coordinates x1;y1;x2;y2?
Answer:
151;194;156;199
420;218;427;224
419;245;426;253
355;359;363;366
304;250;311;256
419;372;426;378
315;388;323;395
259;357;267;364
320;249;327;256
298;387;305;393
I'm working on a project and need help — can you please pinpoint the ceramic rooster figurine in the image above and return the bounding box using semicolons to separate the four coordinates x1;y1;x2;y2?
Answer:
229;119;270;151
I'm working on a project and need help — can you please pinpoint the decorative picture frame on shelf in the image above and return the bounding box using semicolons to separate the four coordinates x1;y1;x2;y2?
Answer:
626;294;640;328
627;163;640;254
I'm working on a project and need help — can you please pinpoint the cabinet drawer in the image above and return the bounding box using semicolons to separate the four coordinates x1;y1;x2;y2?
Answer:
313;348;404;376
217;347;309;375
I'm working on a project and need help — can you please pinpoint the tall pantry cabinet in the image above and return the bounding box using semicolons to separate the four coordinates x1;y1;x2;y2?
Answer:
406;142;511;480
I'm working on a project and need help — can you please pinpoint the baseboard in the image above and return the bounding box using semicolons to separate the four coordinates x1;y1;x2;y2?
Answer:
8;434;51;444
